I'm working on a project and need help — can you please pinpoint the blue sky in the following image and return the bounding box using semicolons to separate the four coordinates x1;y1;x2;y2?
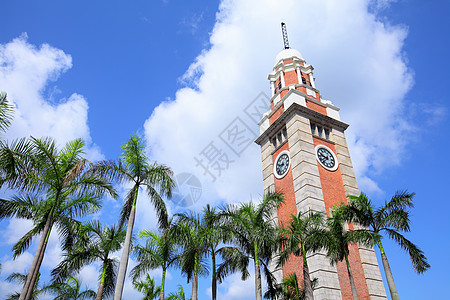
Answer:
1;0;449;299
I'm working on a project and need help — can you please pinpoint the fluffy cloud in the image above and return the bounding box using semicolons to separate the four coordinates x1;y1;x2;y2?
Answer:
212;270;256;300
144;0;413;214
1;251;34;275
0;34;102;160
0;218;33;246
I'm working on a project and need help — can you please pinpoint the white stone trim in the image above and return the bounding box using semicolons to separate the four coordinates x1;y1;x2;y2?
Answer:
315;144;339;171
273;150;291;179
306;88;317;98
284;92;306;110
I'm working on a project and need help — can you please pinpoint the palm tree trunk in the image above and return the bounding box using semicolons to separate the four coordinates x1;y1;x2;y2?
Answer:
25;234;49;300
96;262;107;300
192;273;198;300
302;244;314;300
159;268;166;300
211;251;217;300
345;254;358;300
19;216;52;300
254;243;262;300
114;187;138;300
192;253;198;300
378;240;399;300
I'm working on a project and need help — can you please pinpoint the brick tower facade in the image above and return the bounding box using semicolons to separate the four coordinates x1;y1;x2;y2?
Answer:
255;45;388;299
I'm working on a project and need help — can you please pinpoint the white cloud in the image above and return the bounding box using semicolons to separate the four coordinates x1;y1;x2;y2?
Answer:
1;251;34;274
40;225;63;270
0;34;103;160
212;265;256;300
78;263;101;291
0;280;22;300
0;218;33;246
144;0;413;204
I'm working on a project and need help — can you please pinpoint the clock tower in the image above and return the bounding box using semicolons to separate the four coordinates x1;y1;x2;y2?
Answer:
255;24;388;299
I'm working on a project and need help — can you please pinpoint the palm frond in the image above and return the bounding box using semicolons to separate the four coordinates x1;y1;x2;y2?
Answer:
146;184;169;229
118;184;137;228
12;221;46;258
0;92;14;133
216;246;250;282
89;159;131;184
101;257;119;298
385;228;430;273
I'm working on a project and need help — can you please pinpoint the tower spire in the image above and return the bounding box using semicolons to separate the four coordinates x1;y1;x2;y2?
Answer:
281;22;290;49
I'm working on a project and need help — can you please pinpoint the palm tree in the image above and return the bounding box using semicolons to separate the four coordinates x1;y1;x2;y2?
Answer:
0;137;117;300
176;204;232;300
343;191;430;300
133;274;161;300
316;210;378;300
51;220;126;300
202;204;227;300
45;276;96;300
166;285;187;300
278;211;324;300
5;272;45;300
172;212;210;300
92;135;175;300
131;226;178;300
219;192;284;300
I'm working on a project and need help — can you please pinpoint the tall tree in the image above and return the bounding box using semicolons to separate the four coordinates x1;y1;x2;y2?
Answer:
219;192;284;300
0;137;117;300
278;211;325;300
92;135;174;300
343;191;430;300
45;276;96;300
172;212;210;300
176;204;232;300
51;220;126;300
316;210;378;300
133;275;161;300
131;225;178;300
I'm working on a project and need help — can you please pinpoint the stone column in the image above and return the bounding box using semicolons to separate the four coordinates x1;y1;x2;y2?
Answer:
286;113;342;300
280;71;285;87
309;72;316;88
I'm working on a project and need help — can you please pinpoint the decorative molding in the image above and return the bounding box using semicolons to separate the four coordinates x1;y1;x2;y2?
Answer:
256;91;349;145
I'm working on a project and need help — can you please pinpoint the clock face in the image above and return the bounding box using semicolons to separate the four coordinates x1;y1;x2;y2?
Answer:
315;145;338;171
274;151;290;179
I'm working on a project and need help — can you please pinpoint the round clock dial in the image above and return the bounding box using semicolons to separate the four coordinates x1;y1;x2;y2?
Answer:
274;151;290;179
315;145;338;171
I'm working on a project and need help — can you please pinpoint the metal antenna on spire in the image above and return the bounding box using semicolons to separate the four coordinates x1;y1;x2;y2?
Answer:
281;22;290;49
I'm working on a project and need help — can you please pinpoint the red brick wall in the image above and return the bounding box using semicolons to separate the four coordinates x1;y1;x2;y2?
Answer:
284;70;298;86
273;142;304;283
269;106;284;125
312;137;370;300
306;99;327;115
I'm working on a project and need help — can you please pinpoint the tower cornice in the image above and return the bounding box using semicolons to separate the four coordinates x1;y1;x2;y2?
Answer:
255;98;349;146
269;60;314;81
